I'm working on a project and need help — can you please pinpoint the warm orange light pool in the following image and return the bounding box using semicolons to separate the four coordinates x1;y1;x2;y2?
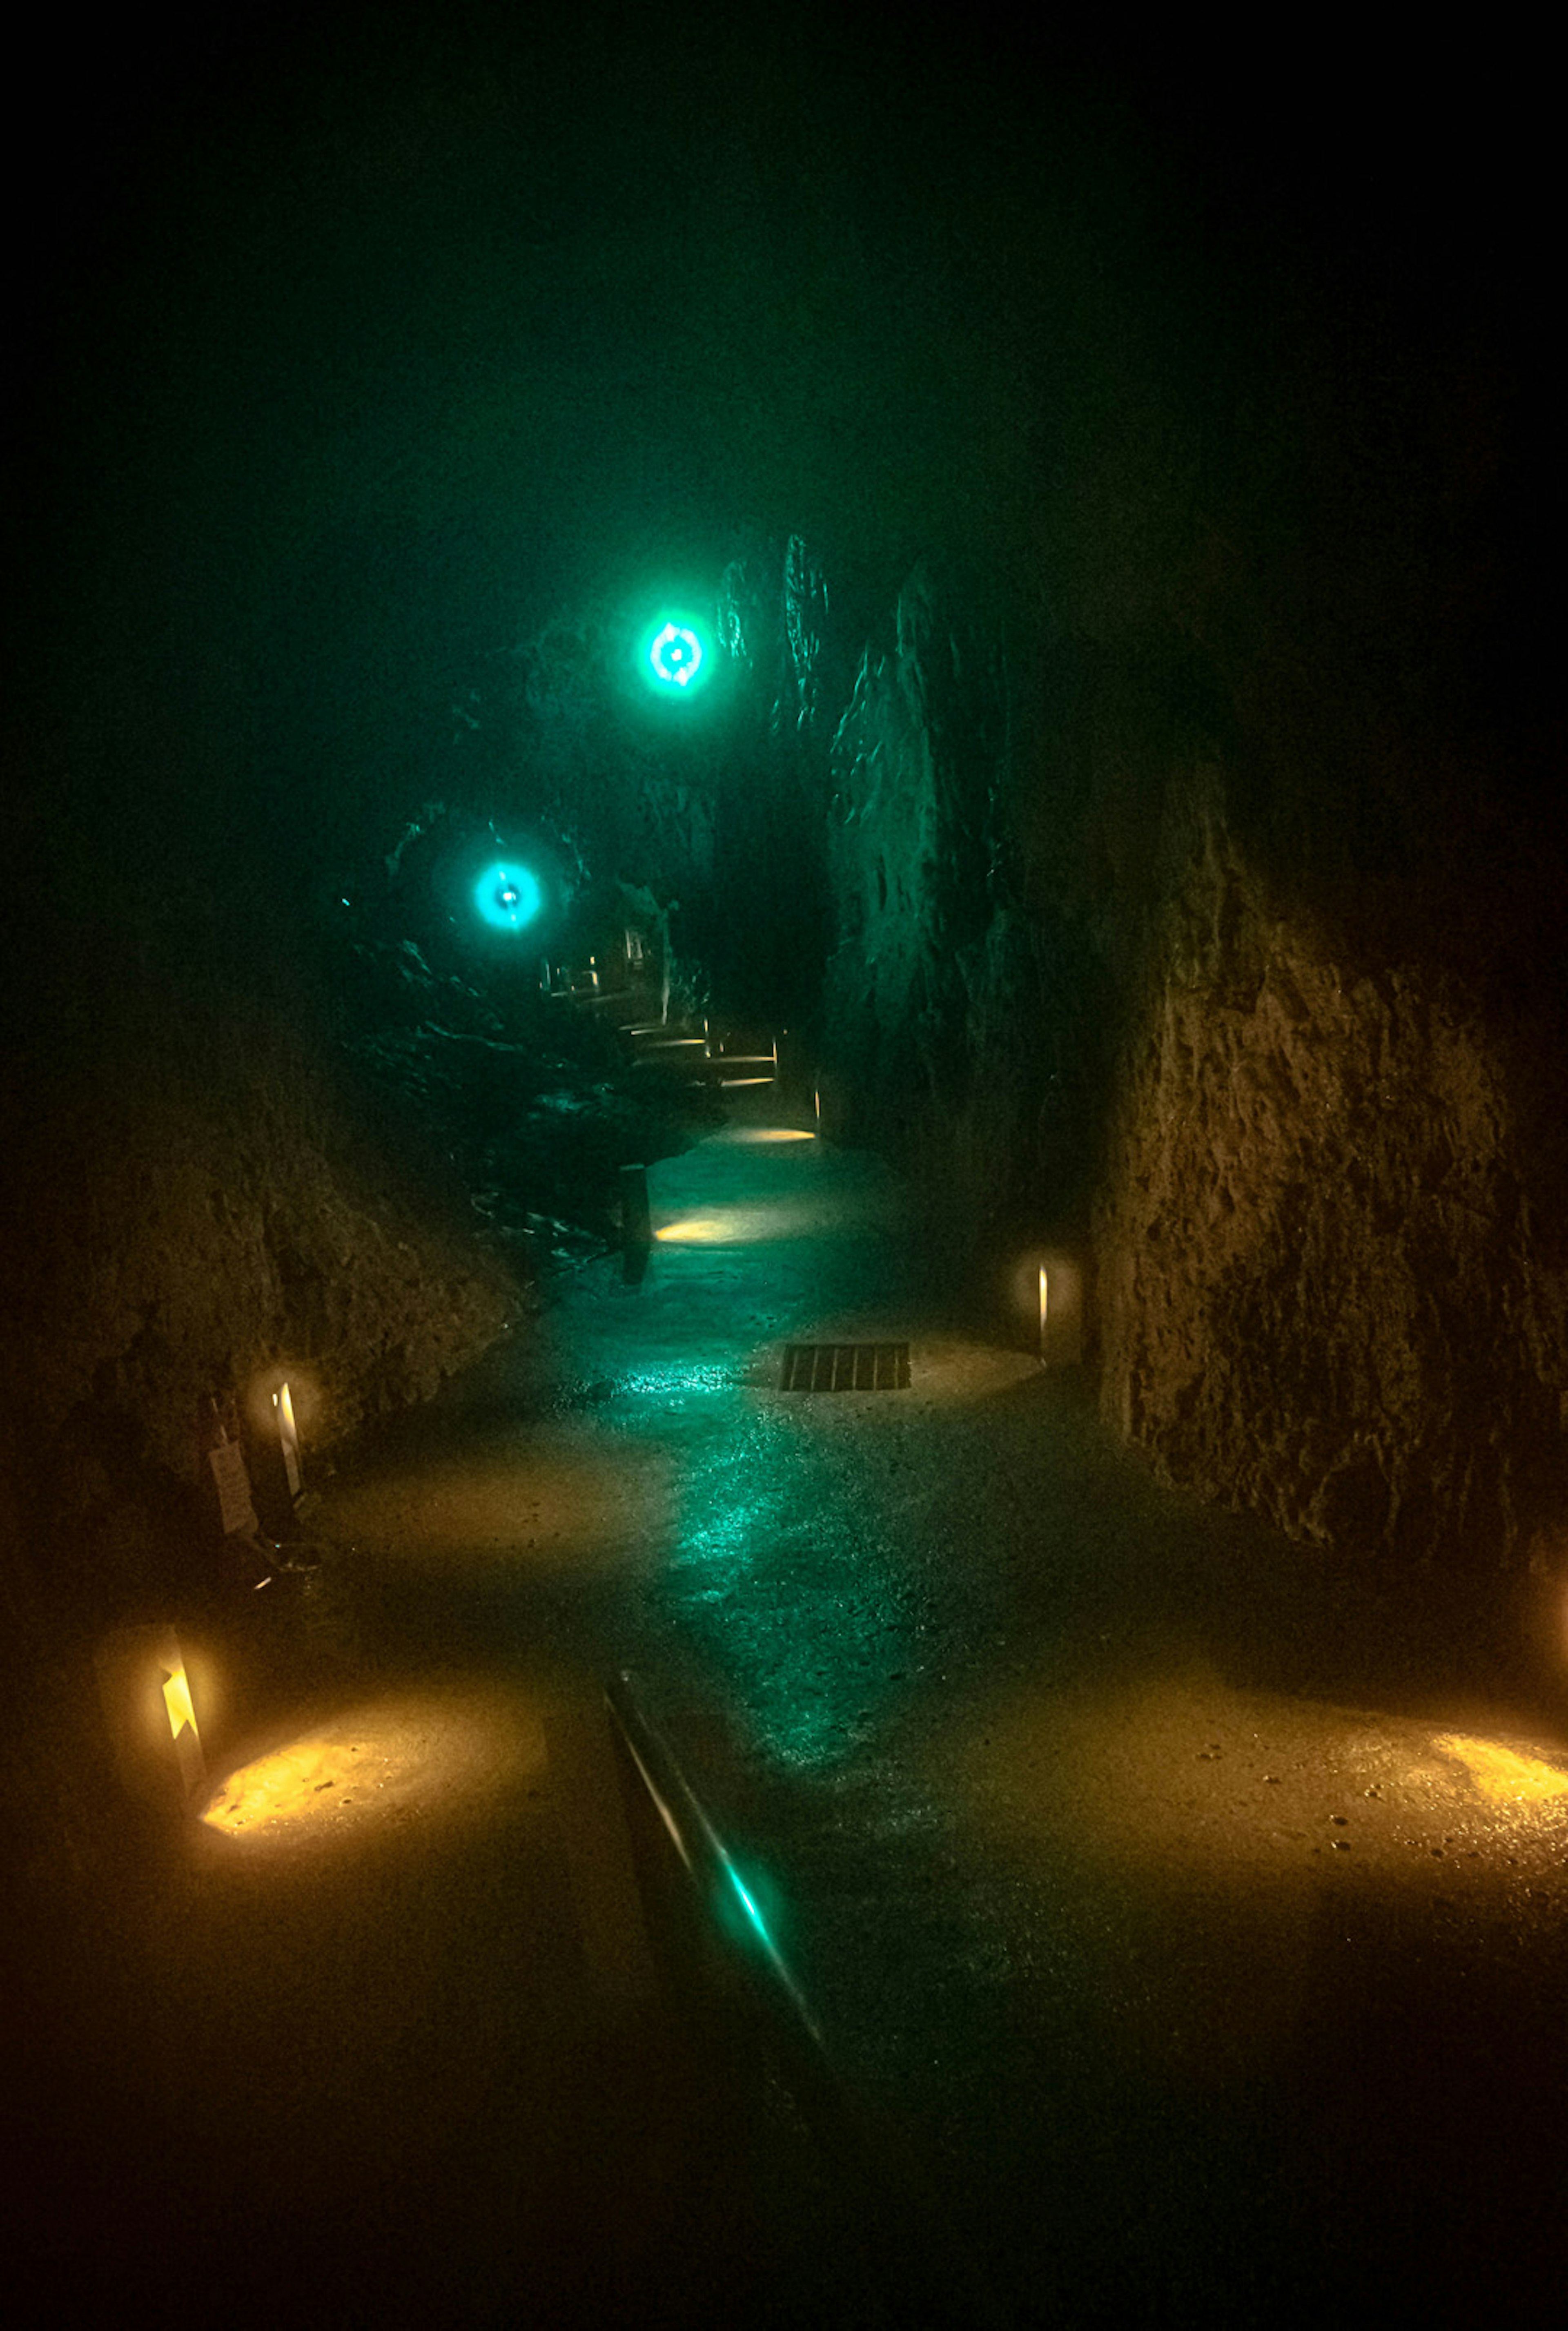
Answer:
1432;1734;1568;1807
199;1689;546;1847
712;1127;815;1145
654;1205;806;1243
944;1673;1568;1892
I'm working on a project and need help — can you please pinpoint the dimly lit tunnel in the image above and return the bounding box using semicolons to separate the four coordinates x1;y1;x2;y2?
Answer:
6;14;1565;2326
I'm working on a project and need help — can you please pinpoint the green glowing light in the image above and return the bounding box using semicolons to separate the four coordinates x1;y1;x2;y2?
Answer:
726;1860;769;1942
713;1852;819;2039
473;861;543;932
641;613;711;697
650;623;701;686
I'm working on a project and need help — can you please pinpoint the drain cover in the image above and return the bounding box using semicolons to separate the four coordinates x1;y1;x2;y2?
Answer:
780;1342;911;1393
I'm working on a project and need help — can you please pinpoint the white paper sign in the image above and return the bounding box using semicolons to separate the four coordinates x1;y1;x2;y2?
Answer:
209;1438;260;1538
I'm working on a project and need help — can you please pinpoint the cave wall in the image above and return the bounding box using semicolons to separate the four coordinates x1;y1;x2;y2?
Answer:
808;528;1567;1586
0;969;515;1639
1093;770;1568;1576
1067;239;1563;1585
818;565;1098;1261
799;178;1561;1590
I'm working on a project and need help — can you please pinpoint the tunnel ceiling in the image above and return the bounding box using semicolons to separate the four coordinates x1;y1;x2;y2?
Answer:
11;17;1548;941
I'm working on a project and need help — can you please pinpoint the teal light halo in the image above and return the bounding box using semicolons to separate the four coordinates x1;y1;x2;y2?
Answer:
641;613;710;696
473;860;543;932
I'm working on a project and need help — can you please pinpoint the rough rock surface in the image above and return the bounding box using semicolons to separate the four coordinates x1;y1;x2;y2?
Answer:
0;991;515;1631
1093;774;1568;1579
782;494;1564;1590
820;565;1098;1262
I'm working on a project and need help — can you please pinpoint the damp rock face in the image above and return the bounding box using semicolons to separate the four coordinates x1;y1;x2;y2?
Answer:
798;193;1564;1590
818;562;1099;1260
0;990;516;1626
1091;775;1568;1575
706;518;1568;1590
607;506;1568;1595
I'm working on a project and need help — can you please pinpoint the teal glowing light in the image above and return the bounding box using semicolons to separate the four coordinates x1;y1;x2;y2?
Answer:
474;861;543;932
725;1858;769;1942
714;1851;820;2039
644;618;707;694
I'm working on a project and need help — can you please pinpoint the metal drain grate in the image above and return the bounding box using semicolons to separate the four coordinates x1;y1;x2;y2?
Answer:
780;1342;911;1393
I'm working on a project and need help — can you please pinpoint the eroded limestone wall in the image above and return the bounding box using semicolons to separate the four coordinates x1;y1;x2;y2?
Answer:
1091;774;1568;1579
819;567;1099;1264
0;988;515;1633
808;523;1562;1590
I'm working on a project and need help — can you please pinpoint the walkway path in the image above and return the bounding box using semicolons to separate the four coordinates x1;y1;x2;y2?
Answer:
57;1083;1568;2324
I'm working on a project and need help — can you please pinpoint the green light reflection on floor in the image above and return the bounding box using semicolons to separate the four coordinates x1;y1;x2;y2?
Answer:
620;1363;736;1397
662;1452;915;1774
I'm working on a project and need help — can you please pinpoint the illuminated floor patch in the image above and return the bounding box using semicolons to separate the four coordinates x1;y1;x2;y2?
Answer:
945;1672;1568;1895
198;1688;546;1846
320;1446;666;1568
780;1342;911;1392
1432;1733;1568;1807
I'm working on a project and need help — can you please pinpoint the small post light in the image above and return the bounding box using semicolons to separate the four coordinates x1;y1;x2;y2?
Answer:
160;1644;206;1798
273;1380;303;1502
620;1162;653;1251
1036;1251;1085;1367
94;1625;207;1810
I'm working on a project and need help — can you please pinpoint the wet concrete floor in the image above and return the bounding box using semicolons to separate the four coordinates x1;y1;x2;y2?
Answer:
28;1091;1568;2323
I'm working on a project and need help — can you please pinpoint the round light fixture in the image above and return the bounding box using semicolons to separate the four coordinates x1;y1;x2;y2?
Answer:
644;618;708;694
474;861;543;932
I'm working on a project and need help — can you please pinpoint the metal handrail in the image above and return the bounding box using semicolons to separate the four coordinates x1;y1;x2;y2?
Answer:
603;1668;1008;2329
606;1669;822;2038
